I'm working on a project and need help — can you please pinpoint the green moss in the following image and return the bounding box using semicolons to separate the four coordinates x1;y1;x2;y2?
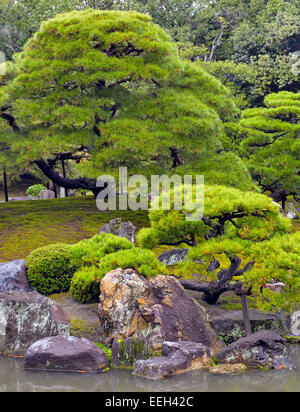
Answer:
219;295;258;311
0;197;149;261
70;319;100;341
284;335;300;344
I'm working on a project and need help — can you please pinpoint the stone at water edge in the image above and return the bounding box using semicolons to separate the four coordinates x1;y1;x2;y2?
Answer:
24;335;109;373
98;218;136;244
0;291;70;356
98;268;224;354
0;260;30;293
214;330;296;370
133;341;211;380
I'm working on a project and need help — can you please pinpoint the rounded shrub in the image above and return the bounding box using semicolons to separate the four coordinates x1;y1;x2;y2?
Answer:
26;184;47;197
26;243;78;295
70;248;168;304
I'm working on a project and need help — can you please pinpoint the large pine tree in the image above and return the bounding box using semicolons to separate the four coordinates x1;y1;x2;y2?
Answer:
0;9;255;195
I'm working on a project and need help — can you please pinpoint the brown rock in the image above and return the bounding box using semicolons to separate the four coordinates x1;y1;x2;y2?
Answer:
24;336;109;373
98;269;223;354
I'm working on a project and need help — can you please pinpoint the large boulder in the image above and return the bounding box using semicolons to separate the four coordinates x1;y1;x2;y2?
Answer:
0;260;30;293
0;292;70;355
133;341;211;380
157;249;189;266
98;218;136;243
214;330;295;370
98;269;223;354
24;336;109;373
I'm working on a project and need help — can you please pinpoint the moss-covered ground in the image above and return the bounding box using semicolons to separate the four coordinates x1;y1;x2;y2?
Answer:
0;197;149;261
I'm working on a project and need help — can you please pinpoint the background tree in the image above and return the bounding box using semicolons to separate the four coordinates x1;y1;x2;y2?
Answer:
224;91;300;209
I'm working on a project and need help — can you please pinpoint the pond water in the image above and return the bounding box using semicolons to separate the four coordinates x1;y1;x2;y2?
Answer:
0;345;299;392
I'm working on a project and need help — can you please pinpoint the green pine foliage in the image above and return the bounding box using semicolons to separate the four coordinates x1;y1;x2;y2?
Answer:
181;232;300;312
137;184;290;249
224;91;300;207
70;248;168;303
69;232;134;267
0;9;255;191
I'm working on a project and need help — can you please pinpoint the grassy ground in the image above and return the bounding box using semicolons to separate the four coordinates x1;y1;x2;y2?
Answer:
0;197;149;261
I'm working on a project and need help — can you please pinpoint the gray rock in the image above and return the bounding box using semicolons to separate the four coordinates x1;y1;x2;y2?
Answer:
286;202;299;220
39;190;55;200
215;330;295;370
98;218;136;244
158;248;189;266
209;310;280;344
0;292;70;355
112;337;153;369
0;260;30;293
133;341;211;380
291;311;300;336
24;335;109;373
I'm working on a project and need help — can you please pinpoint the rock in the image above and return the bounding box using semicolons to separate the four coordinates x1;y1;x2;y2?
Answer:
209;310;280;344
133;341;211;380
0;260;30;293
98;218;136;243
286;202;299;220
186;290;287;344
8;197;38;201
39;190;55;200
98;269;223;354
214;330;296;370
112;337;153;369
24;335;109;373
208;363;247;375
0;292;70;355
291;311;300;336
157;248;189;266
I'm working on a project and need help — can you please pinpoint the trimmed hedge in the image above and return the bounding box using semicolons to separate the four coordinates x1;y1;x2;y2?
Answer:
26;233;135;297
26;243;78;295
70;248;168;304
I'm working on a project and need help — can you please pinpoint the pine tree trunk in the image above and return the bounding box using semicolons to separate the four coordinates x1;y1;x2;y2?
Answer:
3;169;8;202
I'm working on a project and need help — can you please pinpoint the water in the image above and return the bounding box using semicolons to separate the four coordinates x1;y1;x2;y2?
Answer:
0;345;299;392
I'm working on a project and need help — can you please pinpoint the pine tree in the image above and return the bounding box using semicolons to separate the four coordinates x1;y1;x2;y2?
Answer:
0;9;254;194
224;91;300;209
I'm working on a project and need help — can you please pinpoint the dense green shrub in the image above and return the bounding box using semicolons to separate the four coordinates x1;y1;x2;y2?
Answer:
26;184;47;197
26;243;78;295
69;233;134;267
70;248;168;304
